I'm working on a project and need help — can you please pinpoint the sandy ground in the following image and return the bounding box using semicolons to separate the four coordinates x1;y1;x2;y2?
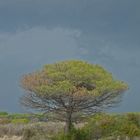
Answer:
0;136;22;140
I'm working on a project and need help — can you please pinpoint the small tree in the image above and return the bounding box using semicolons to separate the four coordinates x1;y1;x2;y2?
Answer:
20;60;128;133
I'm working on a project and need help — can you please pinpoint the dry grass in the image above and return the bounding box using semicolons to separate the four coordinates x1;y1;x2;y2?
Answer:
0;136;22;140
0;122;85;140
0;122;64;140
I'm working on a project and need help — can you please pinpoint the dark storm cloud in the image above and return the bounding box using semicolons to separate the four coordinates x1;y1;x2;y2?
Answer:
0;0;139;36
0;0;139;47
0;27;81;112
0;0;140;112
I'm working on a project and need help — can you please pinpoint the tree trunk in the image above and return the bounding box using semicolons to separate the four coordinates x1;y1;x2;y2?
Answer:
65;112;73;134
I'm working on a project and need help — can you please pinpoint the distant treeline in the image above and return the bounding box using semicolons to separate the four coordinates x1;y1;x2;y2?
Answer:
0;112;47;124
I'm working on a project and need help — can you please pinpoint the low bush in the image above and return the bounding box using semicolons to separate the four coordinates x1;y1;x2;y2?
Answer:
51;127;89;140
83;113;140;139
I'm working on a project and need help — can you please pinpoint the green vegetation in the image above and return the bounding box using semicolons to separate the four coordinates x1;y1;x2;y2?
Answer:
51;113;140;140
52;128;87;140
0;112;47;124
0;112;140;140
83;113;140;139
11;118;29;124
0;112;8;116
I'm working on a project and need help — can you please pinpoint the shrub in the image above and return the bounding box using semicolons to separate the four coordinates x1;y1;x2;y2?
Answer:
120;123;140;137
83;113;118;139
126;113;140;127
22;128;36;140
84;113;140;139
51;128;89;140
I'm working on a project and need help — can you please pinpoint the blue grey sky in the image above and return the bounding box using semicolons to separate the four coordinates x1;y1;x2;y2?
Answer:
0;0;140;112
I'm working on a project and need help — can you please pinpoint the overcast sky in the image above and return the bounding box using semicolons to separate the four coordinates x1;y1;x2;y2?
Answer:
0;0;140;113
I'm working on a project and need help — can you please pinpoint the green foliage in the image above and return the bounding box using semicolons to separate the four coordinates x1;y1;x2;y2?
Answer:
120;123;140;137
0;112;49;125
51;128;89;140
11;118;29;124
22;60;128;97
125;113;140;127
84;113;140;139
0;112;8;116
8;113;30;119
0;112;9;118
